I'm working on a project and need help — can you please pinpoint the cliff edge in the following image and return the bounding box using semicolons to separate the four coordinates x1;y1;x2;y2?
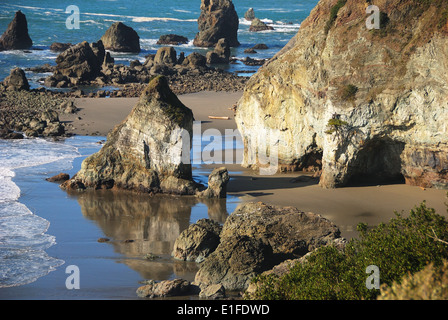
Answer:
235;0;448;189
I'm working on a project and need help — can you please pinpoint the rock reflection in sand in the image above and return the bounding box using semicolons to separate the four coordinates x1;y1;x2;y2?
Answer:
68;190;231;281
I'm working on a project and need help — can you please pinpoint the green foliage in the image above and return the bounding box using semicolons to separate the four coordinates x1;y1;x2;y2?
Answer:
339;84;358;101
325;0;347;33
248;201;448;300
325;117;348;135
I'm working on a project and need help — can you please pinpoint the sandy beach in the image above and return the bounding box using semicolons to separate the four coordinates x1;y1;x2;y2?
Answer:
62;92;448;240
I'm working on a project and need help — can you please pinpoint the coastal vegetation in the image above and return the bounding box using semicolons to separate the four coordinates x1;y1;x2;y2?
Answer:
247;200;448;300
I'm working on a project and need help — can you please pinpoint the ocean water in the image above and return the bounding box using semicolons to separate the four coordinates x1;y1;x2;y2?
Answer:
0;137;86;288
0;0;319;87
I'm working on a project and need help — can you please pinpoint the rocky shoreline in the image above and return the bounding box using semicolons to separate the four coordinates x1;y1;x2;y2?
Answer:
137;201;346;299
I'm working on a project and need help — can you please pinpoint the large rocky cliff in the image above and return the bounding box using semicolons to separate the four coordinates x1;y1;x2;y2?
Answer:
235;0;448;189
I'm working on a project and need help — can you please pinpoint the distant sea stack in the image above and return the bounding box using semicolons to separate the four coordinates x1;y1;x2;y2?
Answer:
0;10;33;51
193;0;240;47
235;0;448;189
61;75;197;195
100;22;140;53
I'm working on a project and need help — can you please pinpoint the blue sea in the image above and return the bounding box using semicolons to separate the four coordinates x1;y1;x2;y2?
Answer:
0;0;320;296
0;0;319;87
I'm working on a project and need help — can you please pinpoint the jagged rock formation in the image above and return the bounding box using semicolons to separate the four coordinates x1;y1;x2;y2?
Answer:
193;0;240;47
194;202;343;291
244;8;255;21
235;0;448;189
157;34;189;45
196;167;230;198
60;75;197;194
0;11;33;51
46;41;105;86
206;38;231;64
3;67;29;91
249;18;274;32
100;22;140;53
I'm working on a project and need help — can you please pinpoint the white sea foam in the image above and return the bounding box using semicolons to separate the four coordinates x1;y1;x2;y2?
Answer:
0;138;81;288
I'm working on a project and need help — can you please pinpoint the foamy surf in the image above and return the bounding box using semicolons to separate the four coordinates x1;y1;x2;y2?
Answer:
0;138;82;288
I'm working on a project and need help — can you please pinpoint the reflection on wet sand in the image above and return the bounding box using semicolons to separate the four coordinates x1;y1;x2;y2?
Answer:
69;190;231;281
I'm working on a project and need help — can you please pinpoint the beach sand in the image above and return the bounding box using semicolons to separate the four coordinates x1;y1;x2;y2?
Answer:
62;91;448;240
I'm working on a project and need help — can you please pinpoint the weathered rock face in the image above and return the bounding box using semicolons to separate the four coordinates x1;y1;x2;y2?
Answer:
244;8;255;21
136;279;191;298
196;167;230;198
235;0;448;189
172;218;222;262
194;201;343;291
193;0;240;47
53;41;104;84
100;22;140;53
3;67;30;91
60;75;197;194
206;38;231;64
0;11;32;51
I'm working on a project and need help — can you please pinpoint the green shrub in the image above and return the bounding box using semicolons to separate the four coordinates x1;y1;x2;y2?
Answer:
248;201;448;300
339;84;358;101
325;117;348;135
325;0;347;33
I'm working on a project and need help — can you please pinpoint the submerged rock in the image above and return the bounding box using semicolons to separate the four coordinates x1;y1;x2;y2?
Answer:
157;34;189;45
193;0;240;47
137;279;191;298
235;0;448;189
0;11;33;51
100;22;140;53
60;75;197;194
249;18;274;32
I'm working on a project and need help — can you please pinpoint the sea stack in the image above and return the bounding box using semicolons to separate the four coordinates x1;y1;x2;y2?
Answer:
0;11;33;51
193;0;240;47
235;0;448;189
100;22;140;53
60;75;197;195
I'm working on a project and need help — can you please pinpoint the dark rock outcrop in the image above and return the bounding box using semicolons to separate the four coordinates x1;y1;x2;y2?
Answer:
0;11;33;51
193;201;343;291
206;38;231;64
171;218;222;262
50;41;104;85
3;67;30;91
196;167;230;198
193;0;240;47
249;18;274;32
157;34;189;45
50;42;72;52
60;75;197;194
100;22;140;53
